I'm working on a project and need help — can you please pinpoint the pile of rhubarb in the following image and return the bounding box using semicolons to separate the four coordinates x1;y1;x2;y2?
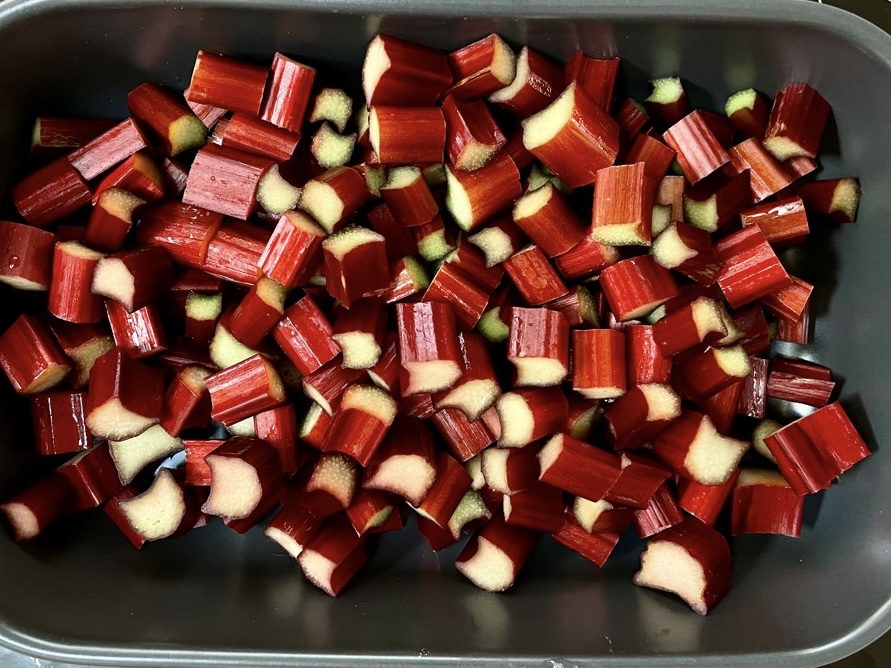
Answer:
0;34;871;614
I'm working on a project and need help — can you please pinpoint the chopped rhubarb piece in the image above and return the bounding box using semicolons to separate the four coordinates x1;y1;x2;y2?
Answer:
160;365;211;437
86;347;162;439
564;53;619;111
634;518;732;615
522;82;620;188
105;302;167;358
736;357;769;419
183;144;273;220
616;98;650;140
554;232;621;282
503;482;564;533
728;137;794;203
365;204;413;261
322;226;388;308
206;354;286;426
31;116;116;155
48;241;105;324
274;296;340;376
715;225;791;308
653;296;728;357
0;471;77;542
652;222;723;285
298;514;367;597
59;442;124;510
468;215;528;268
432;332;500;420
572;328;626;399
456;515;538;592
209;314;261;369
0;315;70;395
183;439;224;486
695;378;744;434
633;482;684;538
553;514;622;567
740;196;810;248
185;90;228;130
784;155;819;180
731;304;771;357
227;277;287;349
763;83;830;161
108;424;182;486
572;496;634;534
482;446;539;495
430;407;494;462
85;188;145;252
477;284;515;343
724;88;769;139
606;453;672;509
442;96;506;172
674;344;752;402
489;46;563;118
345;489;396;537
255;163;302;215
217;112;301;161
663;110;730;184
625;132;676;182
0;221;55;291
379;166;438;227
187;50;269;115
546;285;599;328
31;391;91;456
414;450;473;528
264;491;335;560
731;469;803;537
447;33;517;100
127;82;206;156
604;383;681;451
92;245;172;312
330;298;387;370
565;396;599;441
383;256;429;304
656;174;685;223
136;200;221;269
363;417;437;505
495;387;568;448
202;437;282;533
301;357;363;415
299;166;368;234
599;255;679;322
68;119;149;181
503;245;568;306
512;181;586;257
538;434;622;502
507;307;569;388
309;88;353;132
445;150;522;232
792;177;861;223
363;34;451;106
761;276;813;325
396;301;462;395
261;52;316;132
299;402;332;449
677;470;740;526
49;321;114;388
651;409;748;485
644;77;688;128
321;384;397;467
624;324;672;385
310;123;357;169
683;169;752;233
369;106;445;165
414;214;457;262
766;357;835;407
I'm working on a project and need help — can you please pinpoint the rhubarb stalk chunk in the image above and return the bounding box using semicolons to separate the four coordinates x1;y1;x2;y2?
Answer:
433;332;501;421
599;255;679;322
489;46;563;118
512;182;586;257
634;518;732;615
108;424;182;486
572;328;626;399
322;226;389;308
298;515;368;597
396;302;462;395
206;354;287;426
455;516;538;593
128;82;207;156
663;111;730;184
299;166;368;234
763;83;830;161
86;347;163;440
187;50;269;115
538;434;622;502
445;151;522;232
0;221;55;291
363;34;452;107
604;383;681;451
731;469;804;537
507;307;570;388
322;385;397;467
261;52;316;132
0;315;71;395
715;225;790;308
591;163;654;246
495;387;568;448
447;33;517;100
364;417;437;506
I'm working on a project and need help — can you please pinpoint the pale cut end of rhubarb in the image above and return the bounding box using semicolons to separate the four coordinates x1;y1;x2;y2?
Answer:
469;226;514;267
264;362;287;403
830;178;861;221
513;180;552;218
573;497;614;533
310;89;353;133
418;228;456;262
577;383;625;401
403;360;462;395
118;469;186;541
59;240;104;262
637;383;681;422
308;454;357;507
265;525;305;560
2;503;39;542
98;187;146;220
569;404;599;440
300;402;326;438
457;139;501;173
591;222;649;247
258;164;301;215
513;358;567;387
168;114;208;156
537;433;567;476
313;124;357;170
495;393;534;447
298;548;340;596
87;398;157;440
342;384;398;423
465;454;486;490
521;82;575;151
202;455;262;519
724;88;758;117
299;181;345;234
303;382;334;415
322;227;384;260
256;277;288;312
737;468;788;487
481;447;511;494
92;257;136;309
456;536;517;592
0;275;44;291
437;378;501;421
333;332;381;370
448;490;491;539
27;363;71;395
478;308;510;343
423;163;448;186
209;324;259;369
691;298;726;340
404;256;430;290
444;166;475;232
715;304;742;346
109;424;183;485
634;540;711;615
227;417;257;437
491;36;519;86
644;304;667;325
684;195;719;233
489;46;531;105
653;223;697;270
651;204;672;237
70;335;114;387
366;454;435;506
683;415;749;485
752;419;781;463
645;77;684;105
382;165;423;191
763;136;808;162
368;108;383;157
186;292;223;321
362;35;390;106
714;344;751;380
364;165;388;198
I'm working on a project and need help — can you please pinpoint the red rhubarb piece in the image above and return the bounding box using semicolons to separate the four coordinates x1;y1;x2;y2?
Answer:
31;391;91;456
414;214;457;262
363;34;451;106
455;515;538;592
86;347;162;439
538;433;622;502
369;106;445;165
512;181;586;257
606;453;672;510
183;144;273;220
652;222;723;285
298;514;368;597
445;150;522;232
663;110;730;184
674;344;752;402
59;442;124;511
298;167;367;235
731;469;804;537
677;470;740;526
303;452;359;511
761;276;813;325
740;196;810;248
652;296;728;357
201;221;269;286
321;385;397;467
273;295;340;377
345;489;397;537
731;304;771;357
396;301;462;395
85;188;146;252
379;166;438;227
48;241;105;324
481;446;539;495
507;307;569;388
160;366;211;438
368;204;417;262
572;328;626;399
553;514;622;567
495;387;568;448
363;417;437;505
255;403;299;475
604;383;681;451
183;439;224;486
599;255;679;321
695;378;745;434
468;215;528;268
766;357;835;407
421;261;490;331
446;33;517;101
187;50;269;115
0;471;78;542
724;88;770;139
522;82;620;188
442;95;506;172
503;245;569;306
489;46;563;118
414;450;473;528
0;315;70;395
430;407;494;462
217;112;301;161
728;137;794;203
206;354;286;426
683;169;752;233
763;83;830;161
503;482;565;533
572;496;634;535
321;226;388;308
432;332;500;420
736;357;768;419
30;116;116;155
136;200;222;269
260;52;316;132
624;324;672;385
0;220;55;291
49;321;113;388
554;232;621;282
564;53;619;111
92;245;172;312
226;277;287;349
715;225;791;308
301;357;363;415
634;482;684;538
625;131;676;182
105;302;167;358
644;77;688;128
127;82;206;156
792;178;861;223
67;118;149;181
263;491;336;560
329;298;386;370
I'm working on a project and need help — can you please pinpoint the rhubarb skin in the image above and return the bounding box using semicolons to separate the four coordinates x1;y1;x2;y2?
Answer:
442;95;507;172
396;301;462;395
652;221;724;285
183;439;224;486
603;383;681;451
495;386;569;448
0;315;71;395
253;403;299;475
633;482;684;538
522;82;620;188
763;83;830;161
0;470;79;542
564;53;620;111
261;52;316;132
273;296;340;376
677;470;740;526
489;46;563;118
422;262;489;331
430;408;494;462
766;357;834;407
605;453;672;510
136;201;222;269
552;514;622;567
761;276;814;325
258;210;326;289
728;137;794;203
182;144;273;220
322;226;389;308
206;354;287;426
105;302;168;359
663;110;730;184
301;357;363;416
572;328;626;400
512;181;586;257
445;150;522;232
31;391;91;455
13;157;93;229
599;255;679;322
363;33;452;107
0;221;55;291
508;307;570;388
624;324;672;385
555;232;621;282
502;245;569;306
591;162;654;246
740;196;810;248
503;482;565;533
59;443;125;511
415;450;473;529
369;106;446;166
86;347;163;440
731;469;804;537
731;304;771;357
187;50;269;115
673;344;752;403
446;33;517;101
792;178;861;223
159;365;212;437
625;132;676;182
127;82;206;156
715;225;791;308
48;241;105;324
68;118;149;181
321;384;397;467
537;433;622;502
